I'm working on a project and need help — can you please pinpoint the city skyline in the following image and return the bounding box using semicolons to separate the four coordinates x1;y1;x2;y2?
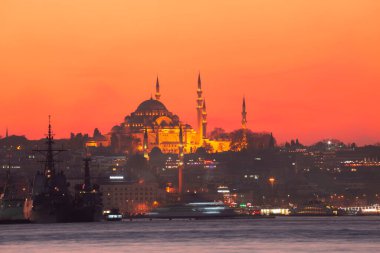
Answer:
1;1;380;145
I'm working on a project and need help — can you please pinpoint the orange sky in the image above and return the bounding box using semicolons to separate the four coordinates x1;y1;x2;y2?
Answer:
1;0;380;145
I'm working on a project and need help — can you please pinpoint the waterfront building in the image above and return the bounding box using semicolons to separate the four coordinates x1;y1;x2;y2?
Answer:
100;180;164;214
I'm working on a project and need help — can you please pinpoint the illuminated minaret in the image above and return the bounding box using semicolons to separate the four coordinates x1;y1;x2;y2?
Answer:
202;99;207;139
178;125;184;194
196;73;204;145
155;76;161;101
143;128;149;160
241;97;248;150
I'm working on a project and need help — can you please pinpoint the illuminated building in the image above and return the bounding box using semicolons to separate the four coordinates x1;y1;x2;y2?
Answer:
86;75;230;154
100;181;164;214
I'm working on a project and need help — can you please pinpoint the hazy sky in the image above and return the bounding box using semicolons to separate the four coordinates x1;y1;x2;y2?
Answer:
1;0;379;145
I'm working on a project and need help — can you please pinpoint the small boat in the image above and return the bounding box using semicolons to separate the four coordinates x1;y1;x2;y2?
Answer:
104;209;122;221
146;201;238;219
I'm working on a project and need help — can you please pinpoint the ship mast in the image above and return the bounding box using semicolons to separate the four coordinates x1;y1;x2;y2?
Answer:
45;115;55;178
34;116;66;180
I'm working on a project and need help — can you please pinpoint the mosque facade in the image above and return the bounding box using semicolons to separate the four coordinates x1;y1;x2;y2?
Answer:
86;75;232;155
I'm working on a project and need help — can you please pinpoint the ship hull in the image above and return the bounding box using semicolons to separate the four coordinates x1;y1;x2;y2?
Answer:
70;206;102;222
29;207;72;223
24;197;73;223
0;199;29;223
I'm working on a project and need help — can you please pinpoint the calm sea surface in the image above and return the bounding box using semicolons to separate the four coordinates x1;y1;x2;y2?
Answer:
0;217;379;252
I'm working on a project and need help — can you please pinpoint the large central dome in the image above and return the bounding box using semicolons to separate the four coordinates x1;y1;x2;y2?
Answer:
123;97;179;131
136;98;168;112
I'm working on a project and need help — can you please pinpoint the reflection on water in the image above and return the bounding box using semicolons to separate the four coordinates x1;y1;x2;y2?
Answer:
1;217;380;252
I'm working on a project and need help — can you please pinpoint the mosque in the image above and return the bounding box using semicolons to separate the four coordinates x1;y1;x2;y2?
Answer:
86;74;242;155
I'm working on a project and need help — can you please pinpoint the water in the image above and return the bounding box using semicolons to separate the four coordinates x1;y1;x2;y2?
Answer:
1;217;380;252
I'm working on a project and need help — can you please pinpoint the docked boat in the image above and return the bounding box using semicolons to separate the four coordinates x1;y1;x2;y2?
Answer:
0;131;29;224
290;200;335;216
146;201;238;219
0;175;28;224
24;119;103;223
24;118;74;223
103;209;123;221
71;157;102;222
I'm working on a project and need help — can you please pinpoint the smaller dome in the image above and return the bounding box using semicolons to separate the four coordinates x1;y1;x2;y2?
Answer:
111;125;122;132
136;98;168;112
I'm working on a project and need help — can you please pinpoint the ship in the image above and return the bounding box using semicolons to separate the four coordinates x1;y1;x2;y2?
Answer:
103;208;123;221
146;192;238;219
24;117;74;223
0;130;29;224
70;156;103;222
290;200;335;216
146;201;238;219
0;169;29;223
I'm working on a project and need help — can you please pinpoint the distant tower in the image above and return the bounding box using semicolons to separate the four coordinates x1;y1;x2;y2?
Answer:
3;128;11;197
202;99;207;139
178;125;184;195
242;97;247;129
269;132;275;149
241;97;248;150
83;156;92;192
196;73;204;145
143;128;149;160
6;128;10;171
155;76;161;101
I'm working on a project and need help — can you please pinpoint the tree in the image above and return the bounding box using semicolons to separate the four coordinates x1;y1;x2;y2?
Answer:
210;128;229;140
93;128;102;138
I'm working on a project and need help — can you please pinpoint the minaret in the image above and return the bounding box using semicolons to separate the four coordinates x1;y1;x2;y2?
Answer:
155;76;161;101
143;128;149;160
202;99;207;139
241;97;248;150
242;97;247;129
178;124;184;195
196;73;204;145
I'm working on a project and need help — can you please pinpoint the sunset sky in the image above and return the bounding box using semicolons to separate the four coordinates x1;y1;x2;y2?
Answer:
1;0;379;145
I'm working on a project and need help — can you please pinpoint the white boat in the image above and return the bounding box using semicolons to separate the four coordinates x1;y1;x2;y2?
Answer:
146;201;238;219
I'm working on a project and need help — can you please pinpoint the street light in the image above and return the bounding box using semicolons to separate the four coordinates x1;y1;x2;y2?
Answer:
269;177;275;189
